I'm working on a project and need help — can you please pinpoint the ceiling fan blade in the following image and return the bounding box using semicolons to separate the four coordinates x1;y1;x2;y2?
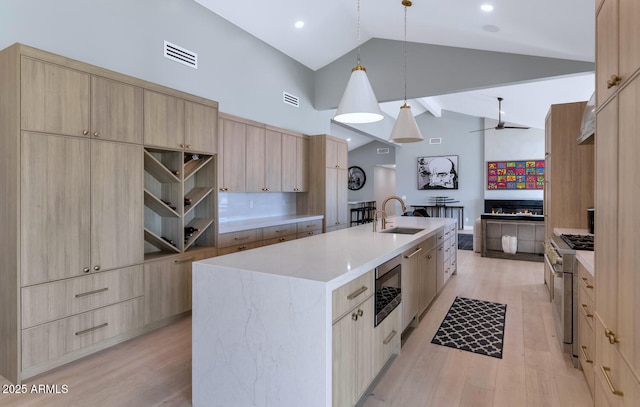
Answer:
503;125;530;130
469;127;495;133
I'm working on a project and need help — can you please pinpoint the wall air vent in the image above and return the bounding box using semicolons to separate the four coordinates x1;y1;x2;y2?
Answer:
164;41;197;69
377;148;390;154
429;138;442;144
283;92;300;107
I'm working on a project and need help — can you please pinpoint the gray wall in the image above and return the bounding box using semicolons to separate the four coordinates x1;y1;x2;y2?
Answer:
347;141;396;202
0;0;330;135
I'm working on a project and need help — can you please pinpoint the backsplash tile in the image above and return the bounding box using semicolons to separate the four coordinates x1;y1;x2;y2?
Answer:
218;192;297;223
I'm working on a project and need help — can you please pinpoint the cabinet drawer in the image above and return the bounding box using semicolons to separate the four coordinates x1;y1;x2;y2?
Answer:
579;306;595;396
297;230;321;239
579;284;596;331
217;240;262;256
578;263;595;303
595;316;640;407
296;219;322;233
22;265;143;329
218;229;263;248
332;270;374;322
22;297;143;369
262;223;297;240
263;235;296;246
373;306;400;374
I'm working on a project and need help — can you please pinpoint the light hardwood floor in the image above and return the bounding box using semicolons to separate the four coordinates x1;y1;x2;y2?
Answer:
0;250;592;407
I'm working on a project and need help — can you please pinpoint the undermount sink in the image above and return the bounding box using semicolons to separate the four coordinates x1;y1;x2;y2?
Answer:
379;227;424;235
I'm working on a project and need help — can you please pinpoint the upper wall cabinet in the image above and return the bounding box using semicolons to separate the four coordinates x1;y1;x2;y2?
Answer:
21;57;144;144
280;129;308;192
144;91;217;154
246;126;282;192
218;114;248;192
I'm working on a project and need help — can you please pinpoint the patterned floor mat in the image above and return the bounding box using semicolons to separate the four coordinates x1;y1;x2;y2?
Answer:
431;296;507;359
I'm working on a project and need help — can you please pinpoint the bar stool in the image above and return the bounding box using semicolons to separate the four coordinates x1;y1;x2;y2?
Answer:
350;207;365;226
362;201;376;223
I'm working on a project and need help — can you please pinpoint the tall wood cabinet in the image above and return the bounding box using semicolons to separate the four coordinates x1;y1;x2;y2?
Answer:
0;43;218;383
307;134;349;233
594;0;640;405
543;102;594;292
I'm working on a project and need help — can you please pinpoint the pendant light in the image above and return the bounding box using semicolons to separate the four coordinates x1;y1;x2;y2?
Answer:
334;0;384;124
389;0;424;143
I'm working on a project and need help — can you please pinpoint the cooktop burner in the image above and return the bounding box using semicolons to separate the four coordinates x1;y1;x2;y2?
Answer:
561;234;594;251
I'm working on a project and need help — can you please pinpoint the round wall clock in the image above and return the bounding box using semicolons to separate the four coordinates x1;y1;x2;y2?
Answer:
348;166;366;191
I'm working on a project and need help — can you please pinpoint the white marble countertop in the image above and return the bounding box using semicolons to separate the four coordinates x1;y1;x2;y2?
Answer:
218;214;324;234
576;251;595;276
199;216;454;290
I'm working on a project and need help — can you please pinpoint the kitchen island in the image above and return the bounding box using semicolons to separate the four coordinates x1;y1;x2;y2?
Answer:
192;216;456;407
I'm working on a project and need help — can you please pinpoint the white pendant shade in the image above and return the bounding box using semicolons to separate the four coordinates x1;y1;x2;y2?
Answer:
389;104;424;143
333;65;384;124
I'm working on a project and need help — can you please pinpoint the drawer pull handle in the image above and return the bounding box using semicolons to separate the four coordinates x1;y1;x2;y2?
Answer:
404;247;423;259
383;330;397;345
174;257;196;264
581;304;593;318
75;322;108;336
351;312;358;321
600;366;624;396
581;277;593;289
347;286;368;300
607;74;622;89
234;236;250;241
604;328;619;344
75;287;109;298
580;345;593;364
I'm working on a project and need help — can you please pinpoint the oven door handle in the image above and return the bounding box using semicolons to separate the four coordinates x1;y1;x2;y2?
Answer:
544;253;563;277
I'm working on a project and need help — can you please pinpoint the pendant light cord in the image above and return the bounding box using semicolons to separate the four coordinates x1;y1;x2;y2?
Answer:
356;0;362;66
403;4;407;105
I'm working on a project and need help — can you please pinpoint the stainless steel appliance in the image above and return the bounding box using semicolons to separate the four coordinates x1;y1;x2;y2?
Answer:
544;234;593;367
374;255;401;327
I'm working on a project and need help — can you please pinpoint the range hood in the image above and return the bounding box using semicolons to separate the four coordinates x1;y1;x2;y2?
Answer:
578;92;595;144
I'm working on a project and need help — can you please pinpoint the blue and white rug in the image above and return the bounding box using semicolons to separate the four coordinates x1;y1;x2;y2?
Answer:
431;296;507;359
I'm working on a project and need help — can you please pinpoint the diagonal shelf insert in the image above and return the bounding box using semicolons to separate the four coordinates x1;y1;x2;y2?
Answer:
184;187;214;216
144;189;180;217
144;228;180;253
144;149;180;183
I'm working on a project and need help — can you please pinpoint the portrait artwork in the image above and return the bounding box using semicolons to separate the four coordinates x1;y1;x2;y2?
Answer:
418;155;459;190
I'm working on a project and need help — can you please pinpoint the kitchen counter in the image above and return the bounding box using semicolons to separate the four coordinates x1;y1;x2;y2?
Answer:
576;251;594;276
192;216;456;407
218;214;324;234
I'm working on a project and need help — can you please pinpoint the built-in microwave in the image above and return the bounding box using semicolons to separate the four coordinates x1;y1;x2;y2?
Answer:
374;255;401;327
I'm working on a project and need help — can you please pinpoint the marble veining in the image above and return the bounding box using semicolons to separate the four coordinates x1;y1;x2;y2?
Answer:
193;216;456;407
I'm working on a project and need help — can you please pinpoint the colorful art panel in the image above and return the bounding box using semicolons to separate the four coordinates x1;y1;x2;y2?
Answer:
487;160;545;190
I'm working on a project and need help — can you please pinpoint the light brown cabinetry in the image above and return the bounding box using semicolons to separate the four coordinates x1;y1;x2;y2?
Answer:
246;127;281;192
594;1;640;404
217;114;247;192
332;275;374;407
401;244;422;330
0;43;219;383
144;90;217;153
373;306;400;375
578;262;596;397
417;236;438;316
281;130;309;192
308;135;349;232
21;57;144;144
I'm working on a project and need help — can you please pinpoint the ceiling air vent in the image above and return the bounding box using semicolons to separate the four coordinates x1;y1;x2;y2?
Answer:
283;92;299;107
377;148;390;154
164;41;197;69
429;138;442;144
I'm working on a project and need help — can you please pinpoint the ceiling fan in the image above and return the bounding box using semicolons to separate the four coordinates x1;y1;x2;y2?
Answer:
470;97;530;132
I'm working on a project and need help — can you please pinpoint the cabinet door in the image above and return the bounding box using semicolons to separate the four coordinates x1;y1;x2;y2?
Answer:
21;57;90;137
619;0;640;87
436;243;445;291
218;118;246;192
596;0;619;107
143;90;185;149
245;125;266;192
144;257;192;325
91;140;143;271
265;129;282;192
353;296;374;401
617;78;640;373
185;100;217;154
595;98;618;333
91;76;143;144
21;132;91;286
332;308;355;407
336;167;349;226
401;245;420;330
325;167;338;228
281;133;298;192
419;246;437;312
296;136;309;191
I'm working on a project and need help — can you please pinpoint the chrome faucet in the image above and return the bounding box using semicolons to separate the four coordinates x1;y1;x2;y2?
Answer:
377;196;407;231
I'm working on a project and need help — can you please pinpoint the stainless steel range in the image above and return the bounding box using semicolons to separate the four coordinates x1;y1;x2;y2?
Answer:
544;234;593;367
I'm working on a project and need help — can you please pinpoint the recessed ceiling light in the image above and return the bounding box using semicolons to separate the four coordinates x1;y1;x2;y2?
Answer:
346;138;351;142
481;4;494;12
294;20;304;29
